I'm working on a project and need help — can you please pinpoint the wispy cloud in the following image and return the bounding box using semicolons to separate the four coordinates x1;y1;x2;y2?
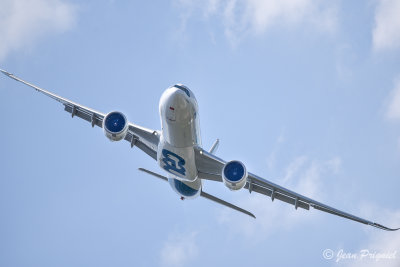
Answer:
265;131;286;171
175;0;338;46
160;231;199;267
384;78;400;152
217;156;341;241
372;0;400;52
0;0;77;61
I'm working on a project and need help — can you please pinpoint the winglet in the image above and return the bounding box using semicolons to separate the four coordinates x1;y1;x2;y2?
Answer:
370;223;400;231
0;69;19;82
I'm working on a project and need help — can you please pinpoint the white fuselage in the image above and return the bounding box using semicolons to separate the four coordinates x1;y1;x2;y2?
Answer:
157;85;202;198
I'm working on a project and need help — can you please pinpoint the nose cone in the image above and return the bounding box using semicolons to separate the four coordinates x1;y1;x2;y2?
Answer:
171;90;189;110
159;85;196;123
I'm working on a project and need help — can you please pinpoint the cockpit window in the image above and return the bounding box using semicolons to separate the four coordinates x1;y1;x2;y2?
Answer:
174;84;191;97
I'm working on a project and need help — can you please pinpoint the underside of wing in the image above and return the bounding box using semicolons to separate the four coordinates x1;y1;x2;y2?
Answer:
1;69;159;160
193;146;399;231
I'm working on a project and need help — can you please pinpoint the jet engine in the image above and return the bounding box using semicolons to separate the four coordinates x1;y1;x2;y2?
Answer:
222;160;248;190
103;111;129;141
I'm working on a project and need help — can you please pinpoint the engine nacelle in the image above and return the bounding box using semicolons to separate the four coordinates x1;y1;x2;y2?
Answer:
222;160;248;190
103;111;128;141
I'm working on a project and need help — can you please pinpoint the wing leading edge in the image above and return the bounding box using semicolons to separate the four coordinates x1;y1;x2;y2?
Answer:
1;69;159;160
194;147;399;231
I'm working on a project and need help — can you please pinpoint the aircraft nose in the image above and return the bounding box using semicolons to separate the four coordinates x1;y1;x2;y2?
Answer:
159;85;196;124
163;89;192;123
170;91;188;110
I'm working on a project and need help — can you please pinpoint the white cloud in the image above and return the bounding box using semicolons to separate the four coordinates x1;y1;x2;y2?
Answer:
217;156;341;241
265;131;286;171
280;155;307;184
175;0;338;46
0;0;77;61
160;231;199;267
386;79;400;120
384;78;400;151
372;0;400;52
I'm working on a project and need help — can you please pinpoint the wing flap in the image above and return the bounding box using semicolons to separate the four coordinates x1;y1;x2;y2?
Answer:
197;171;222;182
64;104;103;127
125;131;157;160
245;182;310;210
64;104;158;160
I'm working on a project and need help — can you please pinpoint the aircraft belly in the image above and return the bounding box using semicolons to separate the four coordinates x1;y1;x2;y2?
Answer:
157;138;198;181
168;177;202;199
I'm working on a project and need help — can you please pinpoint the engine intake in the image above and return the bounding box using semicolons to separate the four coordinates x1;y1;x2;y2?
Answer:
222;160;248;190
103;111;128;141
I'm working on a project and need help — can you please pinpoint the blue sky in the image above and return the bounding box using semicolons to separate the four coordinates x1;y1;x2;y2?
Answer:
0;0;400;266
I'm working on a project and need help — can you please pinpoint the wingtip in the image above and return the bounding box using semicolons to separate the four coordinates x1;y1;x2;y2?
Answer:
372;223;400;231
0;68;9;75
0;68;13;77
244;210;256;219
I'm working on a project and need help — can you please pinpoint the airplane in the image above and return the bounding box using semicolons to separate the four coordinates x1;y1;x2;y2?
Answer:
1;68;398;231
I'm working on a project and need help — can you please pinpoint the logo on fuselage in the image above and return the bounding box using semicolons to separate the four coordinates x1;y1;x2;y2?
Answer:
161;149;186;176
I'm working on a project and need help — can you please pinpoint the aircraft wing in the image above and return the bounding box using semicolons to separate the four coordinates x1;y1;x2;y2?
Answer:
0;69;159;160
194;147;399;231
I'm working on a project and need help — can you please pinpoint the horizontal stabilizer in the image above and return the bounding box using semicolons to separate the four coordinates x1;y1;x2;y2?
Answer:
138;167;255;218
200;190;255;218
138;168;168;181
